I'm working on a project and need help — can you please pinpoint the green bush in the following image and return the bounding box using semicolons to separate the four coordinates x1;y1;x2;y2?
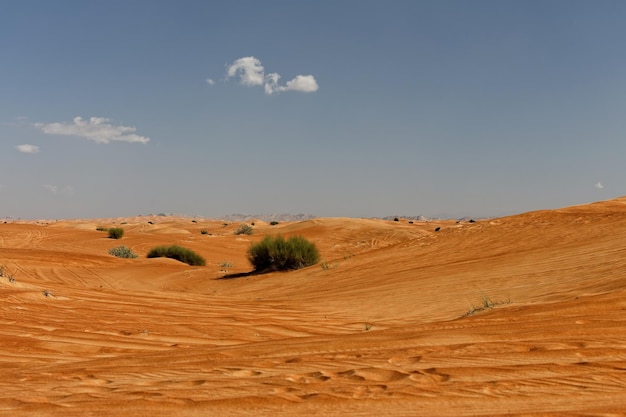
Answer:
247;235;320;272
108;246;138;258
108;227;124;239
234;224;253;235
146;245;206;266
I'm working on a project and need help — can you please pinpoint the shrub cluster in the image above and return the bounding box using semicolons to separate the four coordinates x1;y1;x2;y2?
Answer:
247;235;319;272
108;246;138;258
234;224;254;235
146;245;206;266
108;227;124;239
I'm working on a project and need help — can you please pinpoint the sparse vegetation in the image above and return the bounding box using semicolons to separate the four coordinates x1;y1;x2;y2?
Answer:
96;226;108;231
234;224;254;235
0;266;15;283
463;293;511;317
320;260;339;270
247;235;320;272
270;221;279;226
218;261;233;269
147;245;206;266
108;246;138;258
108;227;124;239
200;229;209;235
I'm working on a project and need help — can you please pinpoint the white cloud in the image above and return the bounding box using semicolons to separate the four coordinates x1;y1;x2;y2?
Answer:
225;56;319;95
16;144;40;153
206;78;215;85
595;181;604;189
226;56;265;86
34;117;150;144
264;72;282;95
43;184;75;196
281;74;319;93
43;184;58;194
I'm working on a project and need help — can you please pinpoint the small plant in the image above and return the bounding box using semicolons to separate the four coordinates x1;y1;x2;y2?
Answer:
96;226;108;231
108;227;124;239
0;266;15;283
320;260;339;270
218;261;233;269
364;322;373;331
200;229;209;235
463;293;511;317
247;235;320;272
270;221;279;226
234;224;253;235
147;245;206;266
108;246;138;258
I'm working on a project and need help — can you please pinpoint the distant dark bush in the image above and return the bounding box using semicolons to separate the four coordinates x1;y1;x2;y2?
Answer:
393;217;399;222
270;221;279;226
146;245;206;266
234;224;253;235
200;229;209;235
96;226;108;232
108;246;138;258
108;227;124;239
247;235;319;272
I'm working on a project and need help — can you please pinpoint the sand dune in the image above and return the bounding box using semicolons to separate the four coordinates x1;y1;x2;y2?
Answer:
1;199;626;415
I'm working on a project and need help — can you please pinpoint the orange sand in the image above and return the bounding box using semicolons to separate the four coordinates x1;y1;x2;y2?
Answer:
1;199;626;416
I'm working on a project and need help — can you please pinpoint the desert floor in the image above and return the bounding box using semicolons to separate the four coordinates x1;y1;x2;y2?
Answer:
1;198;626;416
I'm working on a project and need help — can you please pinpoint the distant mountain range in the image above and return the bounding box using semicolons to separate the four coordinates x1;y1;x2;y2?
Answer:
219;213;434;222
220;213;317;222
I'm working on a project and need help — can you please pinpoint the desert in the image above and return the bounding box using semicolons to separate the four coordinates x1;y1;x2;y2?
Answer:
1;198;626;416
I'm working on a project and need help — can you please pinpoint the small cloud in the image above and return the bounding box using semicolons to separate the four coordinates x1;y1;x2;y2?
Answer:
34;117;150;144
226;56;266;86
42;184;74;196
43;184;58;194
206;78;215;86
281;74;319;93
595;182;604;189
16;144;40;153
225;56;319;95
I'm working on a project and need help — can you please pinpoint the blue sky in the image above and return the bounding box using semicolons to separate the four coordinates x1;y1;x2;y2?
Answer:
2;1;625;219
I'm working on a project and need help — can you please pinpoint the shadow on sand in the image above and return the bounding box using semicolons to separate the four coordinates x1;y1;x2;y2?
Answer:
215;270;261;280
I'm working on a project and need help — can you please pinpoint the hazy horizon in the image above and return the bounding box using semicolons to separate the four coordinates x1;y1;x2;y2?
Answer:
2;1;624;220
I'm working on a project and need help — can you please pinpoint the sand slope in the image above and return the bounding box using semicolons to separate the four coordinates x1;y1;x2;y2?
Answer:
1;200;626;416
